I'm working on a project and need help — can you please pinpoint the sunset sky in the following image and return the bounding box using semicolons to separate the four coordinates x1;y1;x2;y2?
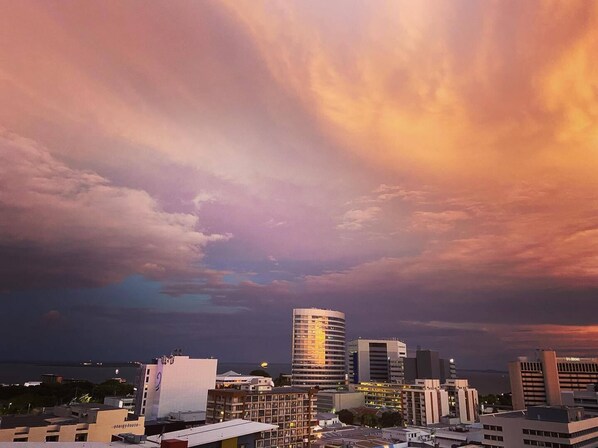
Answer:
1;0;597;369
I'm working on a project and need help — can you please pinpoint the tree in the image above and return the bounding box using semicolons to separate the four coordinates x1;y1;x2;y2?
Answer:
249;369;271;377
379;411;403;428
361;413;379;427
91;380;134;402
273;373;291;387
337;409;354;425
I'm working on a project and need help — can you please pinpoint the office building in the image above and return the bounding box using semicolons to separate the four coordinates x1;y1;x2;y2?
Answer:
401;379;449;426
206;386;317;448
216;370;274;391
291;308;346;388
134;354;217;420
481;406;598;448
562;383;598;417
0;403;144;443
347;338;407;384
443;379;479;424
509;349;598;410
403;349;456;383
353;382;403;412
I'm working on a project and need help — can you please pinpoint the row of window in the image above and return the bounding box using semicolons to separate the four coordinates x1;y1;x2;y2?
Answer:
13;434;87;443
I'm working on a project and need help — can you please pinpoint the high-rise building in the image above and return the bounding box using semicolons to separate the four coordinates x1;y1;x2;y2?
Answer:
206;387;317;448
509;349;598;410
481;406;598;448
291;308;346;388
347;338;407;384
134;354;217;420
403;349;456;383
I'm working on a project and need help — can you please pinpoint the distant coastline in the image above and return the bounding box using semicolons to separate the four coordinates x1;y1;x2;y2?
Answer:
0;361;510;395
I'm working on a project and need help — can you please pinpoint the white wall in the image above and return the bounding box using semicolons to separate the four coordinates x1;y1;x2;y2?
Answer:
140;356;217;420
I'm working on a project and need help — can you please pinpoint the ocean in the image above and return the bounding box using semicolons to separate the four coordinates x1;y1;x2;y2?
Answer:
0;362;510;395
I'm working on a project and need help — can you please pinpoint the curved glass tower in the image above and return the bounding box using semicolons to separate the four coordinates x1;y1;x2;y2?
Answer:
291;308;346;388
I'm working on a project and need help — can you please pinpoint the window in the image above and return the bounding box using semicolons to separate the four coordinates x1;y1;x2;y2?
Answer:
46;435;59;442
75;433;88;442
13;438;28;442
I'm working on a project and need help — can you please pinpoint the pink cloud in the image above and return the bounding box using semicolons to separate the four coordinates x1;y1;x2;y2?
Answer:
0;131;228;290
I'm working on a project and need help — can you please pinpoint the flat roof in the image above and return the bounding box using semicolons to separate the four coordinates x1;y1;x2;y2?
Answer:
146;419;277;446
0;444;128;448
210;386;311;395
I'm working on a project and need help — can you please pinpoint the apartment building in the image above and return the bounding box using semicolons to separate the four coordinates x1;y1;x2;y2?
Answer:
444;379;479;424
206;386;317;448
401;379;449;426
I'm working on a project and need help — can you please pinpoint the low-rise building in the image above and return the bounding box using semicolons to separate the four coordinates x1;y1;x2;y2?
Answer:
353;382;403;412
312;425;409;448
317;390;365;413
316;412;341;429
0;419;277;448
216;370;274;391
103;396;135;414
562;383;598;417
206;386;317;448
0;403;144;443
148;419;278;448
481;405;598;448
381;426;432;444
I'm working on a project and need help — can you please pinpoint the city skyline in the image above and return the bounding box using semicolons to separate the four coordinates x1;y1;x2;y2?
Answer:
1;1;598;370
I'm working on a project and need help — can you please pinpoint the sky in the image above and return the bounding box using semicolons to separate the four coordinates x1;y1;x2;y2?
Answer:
1;0;597;370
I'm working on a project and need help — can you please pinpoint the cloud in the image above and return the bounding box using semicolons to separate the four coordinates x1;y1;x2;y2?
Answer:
0;131;228;290
411;210;470;233
337;207;381;230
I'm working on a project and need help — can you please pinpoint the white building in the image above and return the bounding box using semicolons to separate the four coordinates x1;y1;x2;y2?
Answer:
291;308;346;388
135;354;217;420
317;389;365;413
444;379;479;424
215;370;274;391
347;338;407;384
103;396;135;414
481;406;598;448
402;379;449;426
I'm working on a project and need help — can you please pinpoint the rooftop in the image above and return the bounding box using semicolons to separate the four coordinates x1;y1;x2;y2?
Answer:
210;386;312;395
147;419;277;446
0;413;77;429
482;406;594;423
0;403;132;429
